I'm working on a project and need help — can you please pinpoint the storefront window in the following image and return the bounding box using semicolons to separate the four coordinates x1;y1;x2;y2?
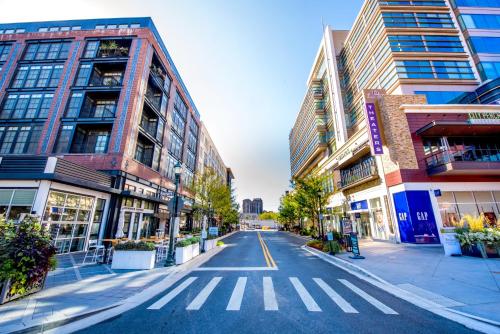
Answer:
0;189;36;220
369;197;386;240
43;190;95;253
90;198;106;240
437;192;460;227
438;191;500;227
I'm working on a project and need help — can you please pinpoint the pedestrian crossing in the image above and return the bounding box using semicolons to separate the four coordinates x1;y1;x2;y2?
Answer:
147;276;399;315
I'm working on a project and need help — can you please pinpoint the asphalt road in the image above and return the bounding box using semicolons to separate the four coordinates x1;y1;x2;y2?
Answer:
78;231;478;334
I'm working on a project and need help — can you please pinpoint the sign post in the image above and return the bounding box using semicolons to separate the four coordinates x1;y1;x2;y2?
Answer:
349;232;365;259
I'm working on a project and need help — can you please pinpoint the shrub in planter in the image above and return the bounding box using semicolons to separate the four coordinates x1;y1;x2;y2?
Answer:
114;241;155;251
306;240;324;251
216;241;224;246
0;216;56;304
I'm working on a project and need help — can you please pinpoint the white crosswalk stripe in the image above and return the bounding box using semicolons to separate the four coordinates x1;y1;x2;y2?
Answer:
289;277;321;312
148;277;198;310
186;277;222;310
313;278;358;313
226;277;247;311
263;276;279;311
338;279;398;315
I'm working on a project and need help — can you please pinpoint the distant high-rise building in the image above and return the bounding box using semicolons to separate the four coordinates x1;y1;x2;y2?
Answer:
242;198;263;214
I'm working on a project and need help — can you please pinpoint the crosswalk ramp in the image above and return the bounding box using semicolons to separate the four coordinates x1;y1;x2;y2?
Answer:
147;276;399;315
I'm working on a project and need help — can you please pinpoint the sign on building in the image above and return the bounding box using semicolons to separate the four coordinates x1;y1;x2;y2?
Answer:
363;89;385;155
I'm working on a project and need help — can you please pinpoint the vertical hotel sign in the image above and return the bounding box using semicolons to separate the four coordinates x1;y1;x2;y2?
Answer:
363;89;385;155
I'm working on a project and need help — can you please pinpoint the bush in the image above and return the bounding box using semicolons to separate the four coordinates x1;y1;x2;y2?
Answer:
306;240;324;251
175;237;201;248
114;241;155;251
0;216;56;296
216;241;224;246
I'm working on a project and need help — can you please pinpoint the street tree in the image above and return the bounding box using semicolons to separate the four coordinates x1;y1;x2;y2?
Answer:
259;211;278;221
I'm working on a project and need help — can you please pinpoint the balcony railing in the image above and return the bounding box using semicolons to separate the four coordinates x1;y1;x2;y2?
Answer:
140;118;158;139
339;156;378;189
425;148;500;169
79;103;116;118
88;74;123;87
97;47;129;58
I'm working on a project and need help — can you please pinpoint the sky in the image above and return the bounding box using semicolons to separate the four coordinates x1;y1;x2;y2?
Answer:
0;0;364;211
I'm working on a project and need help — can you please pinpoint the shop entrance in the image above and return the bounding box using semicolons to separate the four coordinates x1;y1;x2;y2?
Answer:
356;212;372;238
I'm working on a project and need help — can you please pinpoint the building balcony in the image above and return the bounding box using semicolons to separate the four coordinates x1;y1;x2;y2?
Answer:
88;72;123;88
425;148;500;175
338;156;378;190
314;101;325;115
145;86;162;111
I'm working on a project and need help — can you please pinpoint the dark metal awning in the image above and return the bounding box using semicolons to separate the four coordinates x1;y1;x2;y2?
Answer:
416;121;500;137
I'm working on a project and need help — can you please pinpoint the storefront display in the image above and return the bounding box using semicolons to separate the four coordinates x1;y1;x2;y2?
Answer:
437;191;500;227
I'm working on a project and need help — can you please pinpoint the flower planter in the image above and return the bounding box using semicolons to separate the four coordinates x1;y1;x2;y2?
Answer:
175;245;193;264
441;232;462;256
191;242;200;258
476;242;488;259
111;250;156;270
203;239;216;252
0;275;46;305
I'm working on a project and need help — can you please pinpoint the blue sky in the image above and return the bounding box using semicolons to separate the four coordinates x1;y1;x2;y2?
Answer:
0;0;365;210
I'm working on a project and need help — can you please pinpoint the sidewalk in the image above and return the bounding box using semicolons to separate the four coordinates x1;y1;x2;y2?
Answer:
335;240;500;323
0;252;176;334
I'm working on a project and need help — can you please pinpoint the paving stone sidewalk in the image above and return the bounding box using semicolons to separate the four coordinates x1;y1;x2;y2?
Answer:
335;240;500;324
0;252;175;334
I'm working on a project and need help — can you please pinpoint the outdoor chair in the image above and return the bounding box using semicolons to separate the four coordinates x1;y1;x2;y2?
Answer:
155;245;168;262
82;239;105;264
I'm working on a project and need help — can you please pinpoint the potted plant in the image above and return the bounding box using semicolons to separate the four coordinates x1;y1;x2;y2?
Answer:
99;41;119;57
175;238;193;264
111;241;156;270
203;234;217;252
0;216;57;304
191;237;200;258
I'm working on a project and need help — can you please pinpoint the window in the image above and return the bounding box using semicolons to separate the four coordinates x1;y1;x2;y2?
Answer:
187;131;197;152
382;12;454;28
11;64;63;88
174;91;188;119
89;198;106;240
450;0;500;7
415;91;466;104
396;60;475;79
0;93;53;119
468;37;500;54
168;132;183;159
83;41;99;58
478;61;500;80
92;100;117;118
379;0;446;5
165;155;179;180
0;189;36;220
53;125;74;153
388;35;464;52
171;110;185;136
22;41;71;60
130;23;141;28
38;27;48;32
0;44;11;62
459;14;500;30
0;125;42;154
65;93;84;117
189;119;199;136
74;64;92;86
95;25;105;30
186;150;196;171
134;137;154;166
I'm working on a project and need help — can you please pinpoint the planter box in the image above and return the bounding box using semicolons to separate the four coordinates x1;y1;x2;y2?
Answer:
111;250;156;270
175;245;193;264
191;242;200;258
1;275;46;305
203;239;216;252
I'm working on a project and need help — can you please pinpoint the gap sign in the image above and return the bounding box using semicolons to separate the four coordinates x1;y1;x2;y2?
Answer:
364;103;384;155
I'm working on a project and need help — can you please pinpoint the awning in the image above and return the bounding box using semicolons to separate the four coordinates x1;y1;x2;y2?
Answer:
416;121;500;136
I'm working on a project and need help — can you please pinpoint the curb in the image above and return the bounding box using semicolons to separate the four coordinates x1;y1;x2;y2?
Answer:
4;233;236;334
302;246;500;334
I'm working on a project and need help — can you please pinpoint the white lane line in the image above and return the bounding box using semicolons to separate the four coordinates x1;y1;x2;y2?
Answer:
148;277;198;310
313;278;358;313
193;266;278;271
263;277;278;311
289;277;322;312
186;277;222;310
338;279;398;315
226;277;247;311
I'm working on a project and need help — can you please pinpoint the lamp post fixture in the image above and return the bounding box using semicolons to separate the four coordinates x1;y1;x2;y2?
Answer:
165;161;183;267
318;190;324;240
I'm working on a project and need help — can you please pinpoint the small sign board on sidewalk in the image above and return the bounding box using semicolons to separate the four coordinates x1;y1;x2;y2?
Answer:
349;232;365;259
208;226;218;236
342;218;353;234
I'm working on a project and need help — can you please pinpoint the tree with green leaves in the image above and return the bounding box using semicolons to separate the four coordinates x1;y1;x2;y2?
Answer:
277;193;299;230
290;174;332;238
259;211;279;221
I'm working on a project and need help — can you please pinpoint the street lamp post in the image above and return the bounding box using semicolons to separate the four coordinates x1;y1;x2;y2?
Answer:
164;162;183;267
318;190;324;240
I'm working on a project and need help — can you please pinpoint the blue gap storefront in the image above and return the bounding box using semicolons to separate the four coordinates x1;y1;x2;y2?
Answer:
393;190;440;244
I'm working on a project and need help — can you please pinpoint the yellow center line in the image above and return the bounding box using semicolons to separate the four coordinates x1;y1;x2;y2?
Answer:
258;231;276;268
258;232;271;267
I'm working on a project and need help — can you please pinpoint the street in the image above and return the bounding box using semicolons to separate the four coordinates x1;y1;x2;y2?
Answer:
77;232;479;334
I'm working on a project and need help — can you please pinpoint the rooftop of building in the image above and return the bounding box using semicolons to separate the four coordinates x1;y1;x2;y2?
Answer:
0;17;200;119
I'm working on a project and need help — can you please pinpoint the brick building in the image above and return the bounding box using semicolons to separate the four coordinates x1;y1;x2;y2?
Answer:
0;18;232;253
